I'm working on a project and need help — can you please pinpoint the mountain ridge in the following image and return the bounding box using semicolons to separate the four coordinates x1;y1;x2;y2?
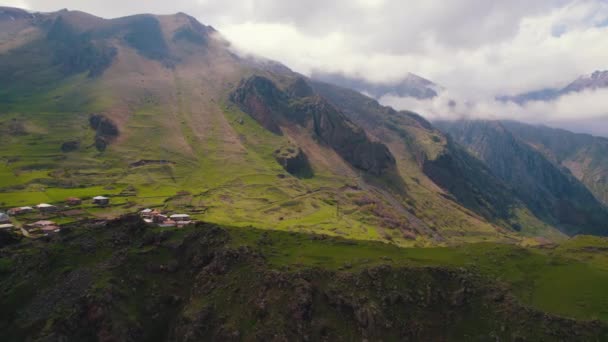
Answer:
498;69;608;104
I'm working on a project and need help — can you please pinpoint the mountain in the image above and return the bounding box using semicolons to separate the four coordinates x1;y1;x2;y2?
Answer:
2;216;608;341
310;71;440;99
499;70;608;104
435;120;608;236
500;121;608;206
1;6;606;242
0;6;563;246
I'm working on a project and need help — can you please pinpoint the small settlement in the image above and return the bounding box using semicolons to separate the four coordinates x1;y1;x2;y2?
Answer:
140;209;193;227
1;195;114;237
1;194;195;239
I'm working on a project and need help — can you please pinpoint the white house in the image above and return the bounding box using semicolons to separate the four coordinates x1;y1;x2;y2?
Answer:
170;214;190;222
0;223;14;230
36;203;57;212
0;212;9;223
92;196;110;206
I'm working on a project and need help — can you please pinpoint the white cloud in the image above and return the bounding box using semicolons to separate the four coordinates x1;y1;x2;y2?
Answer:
380;87;608;134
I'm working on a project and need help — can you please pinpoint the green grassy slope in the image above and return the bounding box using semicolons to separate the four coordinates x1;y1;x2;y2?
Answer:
0;217;607;341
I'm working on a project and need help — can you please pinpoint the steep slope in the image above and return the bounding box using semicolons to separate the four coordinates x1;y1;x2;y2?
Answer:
311;81;562;239
501;121;608;206
436;120;608;236
230;76;396;176
2;216;608;341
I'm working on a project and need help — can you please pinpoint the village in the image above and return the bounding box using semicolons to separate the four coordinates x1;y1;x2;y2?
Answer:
0;195;194;238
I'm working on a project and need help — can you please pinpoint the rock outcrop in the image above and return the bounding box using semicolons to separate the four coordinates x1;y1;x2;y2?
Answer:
89;114;119;152
231;76;396;176
274;146;313;178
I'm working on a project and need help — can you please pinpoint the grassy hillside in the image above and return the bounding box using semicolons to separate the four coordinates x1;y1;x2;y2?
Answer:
0;216;607;341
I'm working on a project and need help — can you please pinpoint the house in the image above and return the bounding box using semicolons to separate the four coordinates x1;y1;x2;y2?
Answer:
92;196;110;206
40;225;61;234
158;220;177;228
30;220;56;228
153;214;168;224
170;214;191;223
27;220;57;231
0;212;9;224
36;203;58;212
0;223;14;230
140;209;161;218
140;208;153;217
66;197;82;206
8;206;33;215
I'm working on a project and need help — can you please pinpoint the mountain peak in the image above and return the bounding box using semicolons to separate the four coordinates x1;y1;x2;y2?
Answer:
564;69;608;92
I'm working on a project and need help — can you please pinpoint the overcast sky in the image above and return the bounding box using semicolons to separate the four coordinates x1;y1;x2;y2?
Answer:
4;0;608;132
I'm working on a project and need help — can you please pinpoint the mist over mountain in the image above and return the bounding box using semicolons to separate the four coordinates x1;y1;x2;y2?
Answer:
498;70;608;104
310;71;440;100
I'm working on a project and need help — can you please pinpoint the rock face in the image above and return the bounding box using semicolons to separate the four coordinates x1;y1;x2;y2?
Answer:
229;76;286;134
231;76;396;176
89;114;119;151
274;146;313;178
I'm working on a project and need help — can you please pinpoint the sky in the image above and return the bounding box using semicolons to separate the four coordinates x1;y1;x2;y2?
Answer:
4;0;608;133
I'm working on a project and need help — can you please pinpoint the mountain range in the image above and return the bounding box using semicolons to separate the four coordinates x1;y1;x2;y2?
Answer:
498;70;608;104
3;6;608;340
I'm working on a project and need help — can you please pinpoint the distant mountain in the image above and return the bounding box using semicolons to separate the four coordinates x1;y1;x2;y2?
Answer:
499;70;608;104
435;120;608;236
310;71;440;99
500;121;608;206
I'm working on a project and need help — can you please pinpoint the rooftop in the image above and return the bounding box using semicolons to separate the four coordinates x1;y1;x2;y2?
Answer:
32;220;56;226
170;214;190;218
